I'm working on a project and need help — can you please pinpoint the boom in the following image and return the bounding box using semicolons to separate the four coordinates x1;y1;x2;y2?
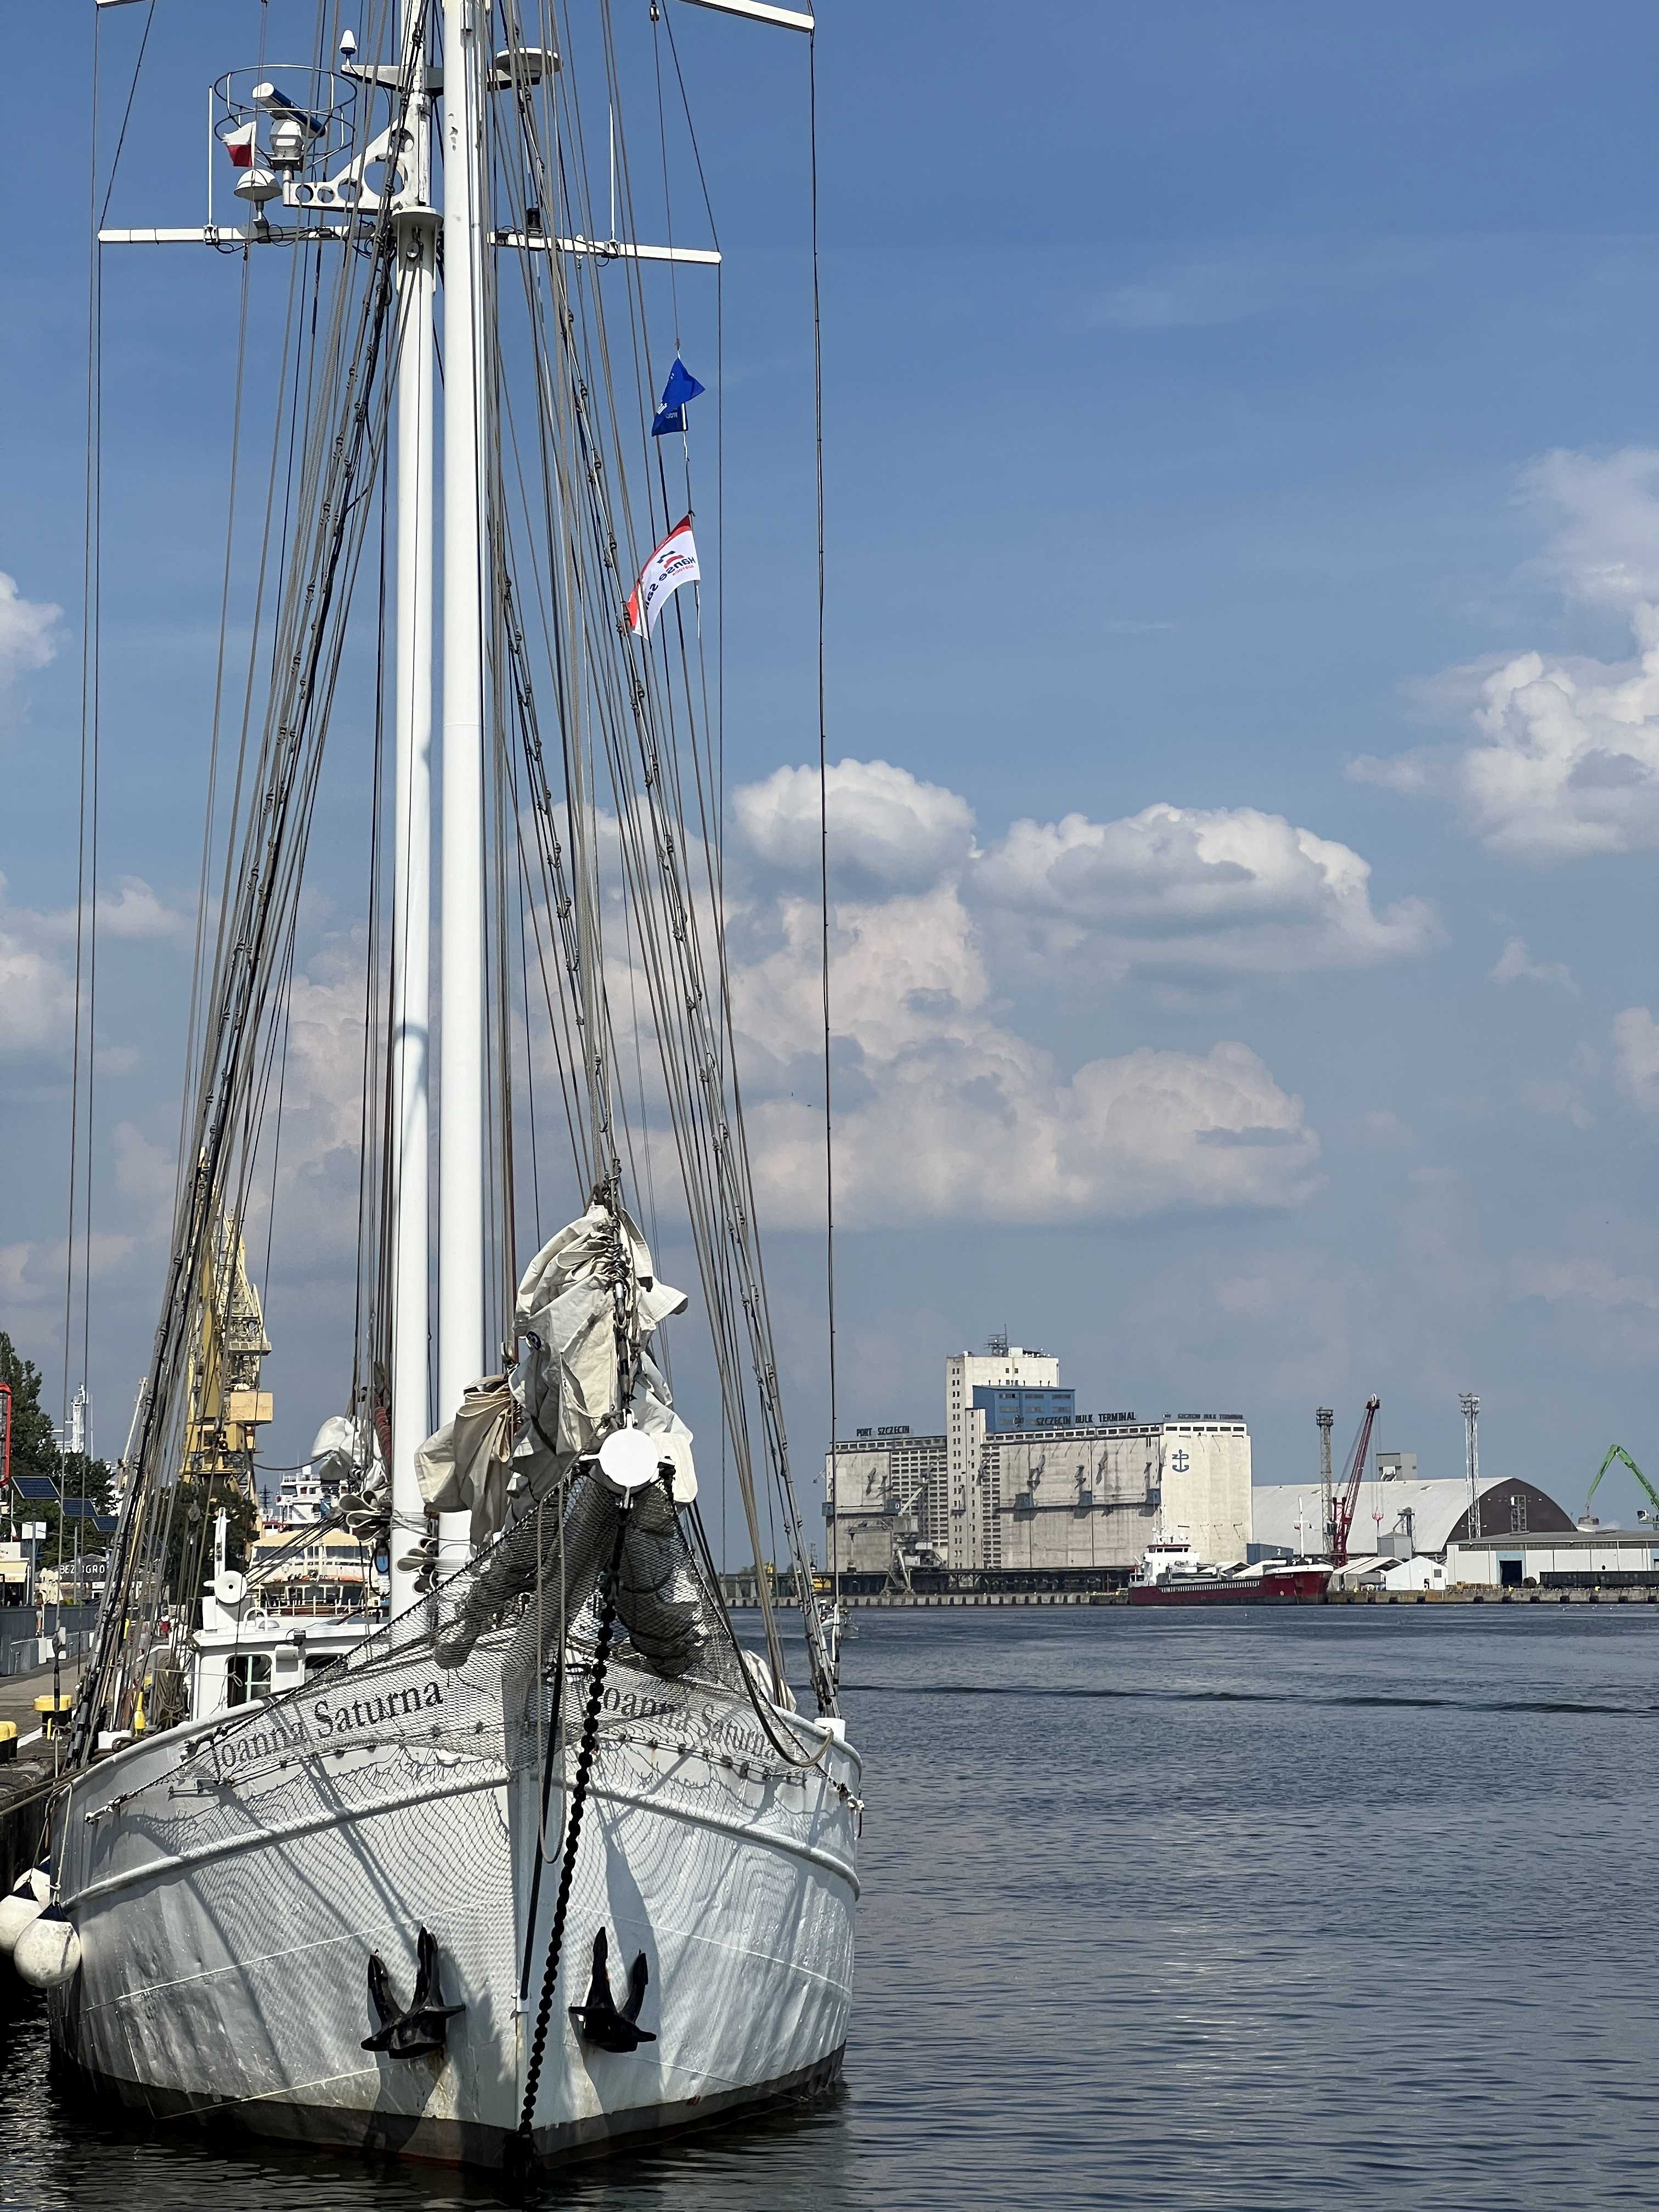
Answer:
1586;1443;1659;1525
1328;1396;1381;1566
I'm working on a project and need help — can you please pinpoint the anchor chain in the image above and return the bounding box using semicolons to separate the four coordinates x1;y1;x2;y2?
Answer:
514;1536;625;2165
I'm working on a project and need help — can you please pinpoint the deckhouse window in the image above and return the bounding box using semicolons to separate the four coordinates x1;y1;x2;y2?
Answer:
227;1652;272;1707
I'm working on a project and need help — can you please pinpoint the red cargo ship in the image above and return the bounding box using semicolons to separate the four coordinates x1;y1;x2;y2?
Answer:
1127;1537;1331;1607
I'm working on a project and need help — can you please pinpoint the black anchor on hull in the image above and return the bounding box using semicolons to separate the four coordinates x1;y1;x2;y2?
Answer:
568;1927;656;2053
362;1925;466;2058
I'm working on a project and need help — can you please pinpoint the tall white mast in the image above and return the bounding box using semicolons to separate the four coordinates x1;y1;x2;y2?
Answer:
387;21;437;1620
437;0;489;1575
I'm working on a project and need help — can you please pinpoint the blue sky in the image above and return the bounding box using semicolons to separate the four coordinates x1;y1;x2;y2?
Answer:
7;1;1659;1538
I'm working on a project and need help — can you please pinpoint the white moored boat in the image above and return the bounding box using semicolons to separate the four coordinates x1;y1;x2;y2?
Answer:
53;1599;859;2163
29;0;857;2175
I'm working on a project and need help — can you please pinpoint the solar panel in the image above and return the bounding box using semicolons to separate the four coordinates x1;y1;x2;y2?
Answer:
61;1496;106;1521
94;1514;117;1534
11;1476;57;1502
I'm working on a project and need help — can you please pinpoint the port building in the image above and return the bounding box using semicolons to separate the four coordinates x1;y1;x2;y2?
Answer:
1448;1528;1659;1588
823;1430;947;1583
826;1338;1252;1582
946;1339;1064;1565
1249;1473;1575;1561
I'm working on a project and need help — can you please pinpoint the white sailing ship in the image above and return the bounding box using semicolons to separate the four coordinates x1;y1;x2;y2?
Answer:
13;0;858;2174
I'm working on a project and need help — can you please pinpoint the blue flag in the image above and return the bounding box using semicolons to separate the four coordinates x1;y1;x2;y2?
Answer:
651;356;706;437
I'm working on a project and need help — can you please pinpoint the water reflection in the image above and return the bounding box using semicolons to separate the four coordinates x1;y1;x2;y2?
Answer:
9;1609;1659;2211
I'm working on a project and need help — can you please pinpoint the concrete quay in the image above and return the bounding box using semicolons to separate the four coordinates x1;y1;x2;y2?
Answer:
731;1585;1659;1612
1314;1586;1659;1607
0;1658;77;1894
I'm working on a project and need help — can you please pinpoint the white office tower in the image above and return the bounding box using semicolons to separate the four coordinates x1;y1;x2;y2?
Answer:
945;1339;1062;1567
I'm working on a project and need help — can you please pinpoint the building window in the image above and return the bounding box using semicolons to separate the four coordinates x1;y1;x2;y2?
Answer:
227;1652;272;1708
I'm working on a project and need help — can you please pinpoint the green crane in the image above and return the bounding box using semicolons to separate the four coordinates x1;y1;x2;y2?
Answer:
1585;1444;1659;1526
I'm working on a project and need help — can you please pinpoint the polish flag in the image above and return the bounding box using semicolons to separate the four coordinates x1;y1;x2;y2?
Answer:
224;121;258;170
625;515;700;638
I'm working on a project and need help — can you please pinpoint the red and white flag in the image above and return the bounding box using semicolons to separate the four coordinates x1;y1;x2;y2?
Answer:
224;121;258;170
625;515;700;637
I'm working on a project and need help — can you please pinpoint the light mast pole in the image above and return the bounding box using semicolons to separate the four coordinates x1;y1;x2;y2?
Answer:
387;22;437;1622
1461;1392;1481;1543
437;0;488;1577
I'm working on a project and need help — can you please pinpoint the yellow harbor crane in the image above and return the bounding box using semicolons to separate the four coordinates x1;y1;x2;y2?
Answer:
124;1206;273;1734
182;1208;273;1491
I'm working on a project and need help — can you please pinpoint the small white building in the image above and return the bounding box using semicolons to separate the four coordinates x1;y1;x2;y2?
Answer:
1329;1553;1449;1594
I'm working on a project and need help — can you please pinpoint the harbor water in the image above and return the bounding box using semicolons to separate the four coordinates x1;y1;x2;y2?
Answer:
4;1606;1658;2209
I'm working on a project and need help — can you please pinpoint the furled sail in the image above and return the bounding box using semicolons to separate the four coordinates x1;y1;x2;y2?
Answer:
420;1198;704;1675
415;1197;694;1547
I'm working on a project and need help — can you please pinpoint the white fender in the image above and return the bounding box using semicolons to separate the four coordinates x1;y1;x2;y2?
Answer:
13;1904;81;1990
0;1866;51;1959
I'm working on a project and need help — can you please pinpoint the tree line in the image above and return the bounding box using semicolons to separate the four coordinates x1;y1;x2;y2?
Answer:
0;1329;114;1559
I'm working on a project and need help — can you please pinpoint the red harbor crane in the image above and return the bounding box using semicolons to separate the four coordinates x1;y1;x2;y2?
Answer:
1326;1395;1381;1566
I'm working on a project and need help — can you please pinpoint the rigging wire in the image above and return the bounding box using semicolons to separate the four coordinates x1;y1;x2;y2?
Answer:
657;0;730;1568
355;469;394;1409
61;0;157;1547
582;9;830;1700
87;0;839;1745
80;77;409;1746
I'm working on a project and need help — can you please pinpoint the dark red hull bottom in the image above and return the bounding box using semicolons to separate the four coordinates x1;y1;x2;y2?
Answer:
1127;1568;1331;1606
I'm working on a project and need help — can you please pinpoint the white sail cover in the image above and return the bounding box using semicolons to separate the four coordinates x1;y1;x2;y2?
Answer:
310;1410;382;1485
415;1200;695;1545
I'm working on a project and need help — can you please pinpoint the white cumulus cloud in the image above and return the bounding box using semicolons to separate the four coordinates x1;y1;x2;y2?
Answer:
0;871;193;1059
1351;450;1659;859
1512;1255;1659;1318
681;755;1449;1224
92;877;195;944
0;571;62;696
1522;447;1659;610
1491;936;1577;991
0;915;75;1053
732;759;1432;983
733;757;975;894
727;881;1319;1229
1612;1006;1659;1114
969;802;1437;977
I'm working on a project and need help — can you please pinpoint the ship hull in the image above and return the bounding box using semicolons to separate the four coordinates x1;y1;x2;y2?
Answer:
46;1643;859;2172
1127;1567;1331;1606
51;2041;846;2169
